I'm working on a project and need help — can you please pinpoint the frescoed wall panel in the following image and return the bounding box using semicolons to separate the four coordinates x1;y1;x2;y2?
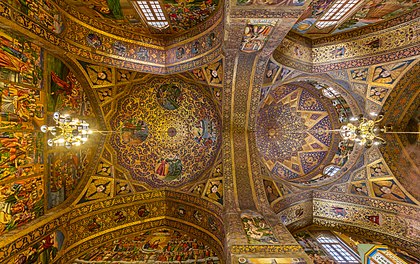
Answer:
0;29;43;88
73;228;220;263
0;81;45;130
11;230;64;264
47;54;93;116
0;131;44;182
47;149;92;208
0;176;44;234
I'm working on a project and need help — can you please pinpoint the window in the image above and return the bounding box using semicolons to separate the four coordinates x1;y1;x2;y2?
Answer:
323;165;340;177
322;87;340;99
317;235;360;263
315;0;362;29
133;1;169;29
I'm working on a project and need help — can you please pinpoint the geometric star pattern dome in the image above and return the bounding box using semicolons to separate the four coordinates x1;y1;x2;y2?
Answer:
256;83;337;183
109;77;221;188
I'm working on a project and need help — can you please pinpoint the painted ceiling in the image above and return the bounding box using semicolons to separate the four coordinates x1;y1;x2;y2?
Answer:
107;76;221;188
292;0;417;38
56;0;221;36
0;0;419;263
256;83;338;183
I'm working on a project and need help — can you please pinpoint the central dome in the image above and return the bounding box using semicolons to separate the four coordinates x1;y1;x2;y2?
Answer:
109;77;221;188
256;83;337;183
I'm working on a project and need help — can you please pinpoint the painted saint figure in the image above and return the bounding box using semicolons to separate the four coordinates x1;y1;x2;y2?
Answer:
155;157;183;181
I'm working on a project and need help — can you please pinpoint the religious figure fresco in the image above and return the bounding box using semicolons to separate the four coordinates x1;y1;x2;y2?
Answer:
0;30;43;88
240;20;276;53
237;0;305;6
155;157;183;181
263;180;281;203
371;60;413;85
368;161;391;178
86;33;102;48
121;119;149;144
11;230;64;264
241;211;279;244
350;182;369;196
0;82;44;130
79;178;112;203
74;228;220;263
264;61;280;84
371;180;415;204
238;257;306;263
0;177;44;234
47;55;92;116
163;0;219;32
193;119;217;146
8;0;64;34
47;150;91;208
156;83;182;110
204;179;223;205
0;131;43;182
334;0;417;34
292;0;335;33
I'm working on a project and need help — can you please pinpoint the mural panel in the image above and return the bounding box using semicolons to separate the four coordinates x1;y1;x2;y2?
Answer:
74;228;220;263
164;0;219;32
7;0;63;34
11;230;64;264
240;20;276;53
241;211;279;244
0;131;44;182
292;0;417;37
47;149;92;208
0;176;44;234
335;0;417;34
0;29;43;88
47;54;93;116
0;82;45;130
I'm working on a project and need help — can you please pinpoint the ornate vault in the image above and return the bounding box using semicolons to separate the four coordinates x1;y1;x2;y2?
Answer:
0;0;419;263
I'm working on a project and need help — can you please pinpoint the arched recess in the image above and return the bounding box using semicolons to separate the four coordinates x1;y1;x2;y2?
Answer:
380;61;420;202
275;192;420;258
0;23;105;239
60;219;224;263
0;191;224;263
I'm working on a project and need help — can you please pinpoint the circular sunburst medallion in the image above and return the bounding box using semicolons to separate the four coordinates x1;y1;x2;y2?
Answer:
167;127;177;137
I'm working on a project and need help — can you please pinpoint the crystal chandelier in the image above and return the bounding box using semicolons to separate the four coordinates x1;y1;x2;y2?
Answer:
41;112;91;148
339;113;392;148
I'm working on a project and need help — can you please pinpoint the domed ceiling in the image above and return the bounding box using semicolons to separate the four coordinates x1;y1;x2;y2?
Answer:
109;76;221;188
256;83;340;183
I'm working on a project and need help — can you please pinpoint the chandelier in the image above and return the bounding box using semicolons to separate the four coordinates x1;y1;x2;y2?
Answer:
339;113;391;148
41;112;91;148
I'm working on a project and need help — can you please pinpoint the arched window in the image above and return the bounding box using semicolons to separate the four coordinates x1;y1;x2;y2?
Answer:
316;234;360;263
322;87;340;98
324;165;340;177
